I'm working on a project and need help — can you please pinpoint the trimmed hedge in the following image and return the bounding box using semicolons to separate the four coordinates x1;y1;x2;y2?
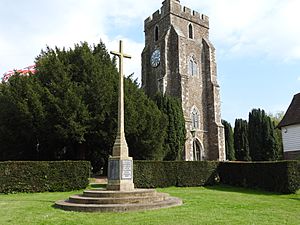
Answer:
176;161;219;186
133;160;300;194
218;161;300;194
0;161;91;193
1;160;298;194
133;161;219;188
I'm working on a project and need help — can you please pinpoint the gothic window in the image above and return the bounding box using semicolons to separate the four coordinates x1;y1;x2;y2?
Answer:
193;140;201;161
191;108;199;130
188;57;198;76
155;26;159;42
188;24;193;39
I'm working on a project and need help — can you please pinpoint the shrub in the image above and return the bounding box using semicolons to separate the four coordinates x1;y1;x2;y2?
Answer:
134;160;299;194
133;161;219;188
176;161;219;186
133;161;177;188
286;161;300;193
0;161;91;193
218;161;300;194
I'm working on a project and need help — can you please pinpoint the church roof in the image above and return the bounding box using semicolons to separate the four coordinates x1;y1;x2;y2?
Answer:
278;93;300;128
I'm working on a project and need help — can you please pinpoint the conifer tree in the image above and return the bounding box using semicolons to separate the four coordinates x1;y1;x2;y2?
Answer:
154;93;186;160
124;77;166;160
0;74;44;160
268;112;284;160
0;41;168;172
234;119;251;161
248;109;263;161
222;119;235;161
248;108;280;161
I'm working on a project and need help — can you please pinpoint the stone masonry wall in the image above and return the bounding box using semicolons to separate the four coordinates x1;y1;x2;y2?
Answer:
142;0;225;161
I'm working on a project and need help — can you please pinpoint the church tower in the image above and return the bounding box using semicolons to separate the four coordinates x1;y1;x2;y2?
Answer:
142;0;225;161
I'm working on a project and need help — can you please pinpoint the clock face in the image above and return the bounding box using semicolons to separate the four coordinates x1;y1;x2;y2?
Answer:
150;49;161;68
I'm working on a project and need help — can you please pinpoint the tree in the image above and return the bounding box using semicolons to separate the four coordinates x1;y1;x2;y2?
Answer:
0;41;168;172
268;112;284;160
125;77;167;160
222;120;235;161
0;74;45;160
154;93;186;160
248;109;280;161
248;109;264;161
234;119;251;161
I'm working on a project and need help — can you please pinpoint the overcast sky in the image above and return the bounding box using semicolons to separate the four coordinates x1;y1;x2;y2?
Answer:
0;0;299;124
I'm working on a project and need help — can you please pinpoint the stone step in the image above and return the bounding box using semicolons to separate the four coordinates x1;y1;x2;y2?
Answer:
55;196;182;212
83;188;157;198
68;192;169;204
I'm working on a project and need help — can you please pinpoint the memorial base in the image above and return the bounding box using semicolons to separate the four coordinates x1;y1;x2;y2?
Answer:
107;156;134;191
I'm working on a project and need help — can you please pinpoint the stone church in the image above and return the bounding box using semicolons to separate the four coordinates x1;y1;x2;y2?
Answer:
141;0;226;161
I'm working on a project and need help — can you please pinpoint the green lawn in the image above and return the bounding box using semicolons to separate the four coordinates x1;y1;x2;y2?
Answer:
0;185;299;225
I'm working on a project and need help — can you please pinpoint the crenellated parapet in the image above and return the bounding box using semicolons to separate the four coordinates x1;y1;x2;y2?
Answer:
144;0;209;29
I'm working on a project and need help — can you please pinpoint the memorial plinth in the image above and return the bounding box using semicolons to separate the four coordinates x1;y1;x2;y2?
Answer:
55;188;182;212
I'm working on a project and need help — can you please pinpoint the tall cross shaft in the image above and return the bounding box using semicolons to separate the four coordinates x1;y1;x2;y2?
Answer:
107;40;134;191
110;40;131;158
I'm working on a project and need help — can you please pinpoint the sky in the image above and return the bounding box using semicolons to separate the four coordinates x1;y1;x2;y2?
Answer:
0;0;299;125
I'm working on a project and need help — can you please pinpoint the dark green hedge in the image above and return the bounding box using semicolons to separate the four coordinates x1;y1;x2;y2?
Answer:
133;161;219;188
133;160;300;194
0;161;91;193
218;161;300;194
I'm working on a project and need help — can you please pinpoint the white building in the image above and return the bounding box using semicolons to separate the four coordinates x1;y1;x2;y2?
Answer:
278;93;300;160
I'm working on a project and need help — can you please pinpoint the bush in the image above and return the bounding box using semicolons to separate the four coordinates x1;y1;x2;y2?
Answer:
134;160;300;194
133;161;177;188
133;161;219;188
286;161;300;193
218;161;300;194
0;161;91;193
176;161;220;186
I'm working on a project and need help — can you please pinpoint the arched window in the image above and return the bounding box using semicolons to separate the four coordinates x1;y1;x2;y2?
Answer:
191;108;199;130
155;26;159;42
188;24;193;39
193;140;202;161
188;57;198;76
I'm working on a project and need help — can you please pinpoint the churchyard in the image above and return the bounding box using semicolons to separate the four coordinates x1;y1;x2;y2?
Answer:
1;1;299;224
0;185;299;225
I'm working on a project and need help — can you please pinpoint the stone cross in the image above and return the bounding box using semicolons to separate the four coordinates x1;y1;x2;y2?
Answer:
110;40;131;158
107;40;134;191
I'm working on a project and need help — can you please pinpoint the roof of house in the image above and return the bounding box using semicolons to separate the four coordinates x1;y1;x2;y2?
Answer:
278;93;300;128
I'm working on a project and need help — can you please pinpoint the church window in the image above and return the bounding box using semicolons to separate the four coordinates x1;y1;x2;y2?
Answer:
188;57;198;76
191;108;199;130
155;26;159;42
193;140;201;161
189;24;193;39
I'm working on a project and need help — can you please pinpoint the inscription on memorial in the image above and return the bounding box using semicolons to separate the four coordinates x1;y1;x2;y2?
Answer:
108;159;120;180
121;160;132;180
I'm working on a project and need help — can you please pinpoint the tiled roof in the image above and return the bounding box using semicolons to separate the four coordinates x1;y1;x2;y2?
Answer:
278;93;300;128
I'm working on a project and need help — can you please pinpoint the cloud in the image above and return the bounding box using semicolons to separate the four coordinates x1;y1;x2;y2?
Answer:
198;0;300;61
1;0;300;81
0;0;159;80
105;37;144;82
298;77;300;82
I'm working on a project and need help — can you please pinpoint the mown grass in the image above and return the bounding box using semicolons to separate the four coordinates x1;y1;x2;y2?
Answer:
0;185;299;225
